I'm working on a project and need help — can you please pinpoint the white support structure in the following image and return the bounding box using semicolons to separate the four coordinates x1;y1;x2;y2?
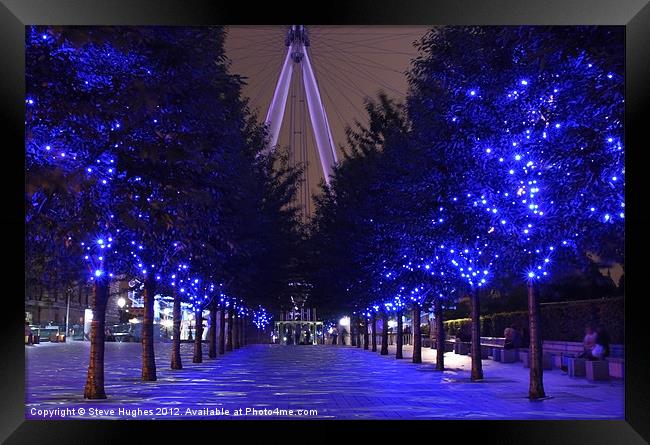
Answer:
264;49;293;151
264;25;338;185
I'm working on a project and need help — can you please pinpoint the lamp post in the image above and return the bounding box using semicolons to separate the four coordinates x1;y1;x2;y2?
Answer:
65;287;71;341
117;297;126;323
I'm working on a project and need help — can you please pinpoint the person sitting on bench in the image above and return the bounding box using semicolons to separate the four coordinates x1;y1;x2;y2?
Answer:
504;324;522;350
588;326;610;361
577;325;597;358
504;327;515;350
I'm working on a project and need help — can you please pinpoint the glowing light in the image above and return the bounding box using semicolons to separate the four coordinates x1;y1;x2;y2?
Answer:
94;270;103;277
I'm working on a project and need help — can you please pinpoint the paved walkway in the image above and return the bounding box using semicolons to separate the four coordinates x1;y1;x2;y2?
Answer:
25;342;623;419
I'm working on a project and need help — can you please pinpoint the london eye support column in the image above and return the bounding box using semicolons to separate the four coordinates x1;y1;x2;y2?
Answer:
264;26;337;185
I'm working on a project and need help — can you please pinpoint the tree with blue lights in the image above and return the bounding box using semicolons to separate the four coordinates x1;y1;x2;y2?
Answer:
409;26;624;397
26;26;299;399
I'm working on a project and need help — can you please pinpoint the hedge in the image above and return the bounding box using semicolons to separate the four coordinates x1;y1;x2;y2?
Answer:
443;297;623;344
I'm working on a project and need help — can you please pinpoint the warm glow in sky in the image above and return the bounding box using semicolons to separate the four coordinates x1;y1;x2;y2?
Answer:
224;26;428;216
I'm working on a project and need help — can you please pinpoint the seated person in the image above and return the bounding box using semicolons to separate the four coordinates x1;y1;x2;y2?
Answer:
504;327;515;350
588;327;610;361
578;325;597;358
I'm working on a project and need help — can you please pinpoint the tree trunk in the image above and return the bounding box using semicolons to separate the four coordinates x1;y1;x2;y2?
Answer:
84;280;109;399
470;288;483;381
219;307;226;354
233;313;240;349
528;280;546;399
380;312;389;355
435;299;445;371
356;317;361;347
412;306;422;363
241;315;246;346
208;298;217;358
141;275;157;381
396;310;403;359
371;314;377;352
171;287;182;370
193;308;203;363
363;317;369;350
226;307;233;351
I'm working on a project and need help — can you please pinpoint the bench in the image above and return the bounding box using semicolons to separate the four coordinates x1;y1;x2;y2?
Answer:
567;357;587;377
479;337;517;362
449;336;510;360
567;357;622;380
607;357;624;379
500;349;518;363
586;360;610;381
520;349;553;370
542;340;584;368
542;340;624;379
454;340;470;355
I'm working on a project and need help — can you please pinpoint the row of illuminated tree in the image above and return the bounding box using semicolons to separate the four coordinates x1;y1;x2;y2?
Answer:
25;26;298;399
308;26;624;399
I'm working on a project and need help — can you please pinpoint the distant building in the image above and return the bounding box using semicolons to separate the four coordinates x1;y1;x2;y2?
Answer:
274;279;324;344
25;278;131;330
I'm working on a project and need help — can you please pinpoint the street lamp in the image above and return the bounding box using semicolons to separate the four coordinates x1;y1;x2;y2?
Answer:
117;297;126;308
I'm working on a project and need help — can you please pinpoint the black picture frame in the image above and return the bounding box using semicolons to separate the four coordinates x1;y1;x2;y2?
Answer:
3;0;648;443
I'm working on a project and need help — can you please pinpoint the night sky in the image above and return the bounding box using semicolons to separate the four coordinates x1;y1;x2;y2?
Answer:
224;26;428;213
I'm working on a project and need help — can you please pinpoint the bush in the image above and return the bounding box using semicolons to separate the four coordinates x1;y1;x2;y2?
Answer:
443;297;623;344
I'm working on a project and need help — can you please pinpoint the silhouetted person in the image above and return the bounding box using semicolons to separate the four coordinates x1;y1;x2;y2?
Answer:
504;327;514;350
340;328;348;345
578;325;596;358
589;326;610;360
25;322;33;346
331;327;339;345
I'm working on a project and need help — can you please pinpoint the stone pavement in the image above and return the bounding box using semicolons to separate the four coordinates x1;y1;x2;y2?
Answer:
25;341;623;419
